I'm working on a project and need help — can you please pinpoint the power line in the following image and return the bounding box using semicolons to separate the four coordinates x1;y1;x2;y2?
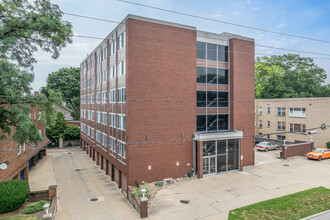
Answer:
117;0;330;45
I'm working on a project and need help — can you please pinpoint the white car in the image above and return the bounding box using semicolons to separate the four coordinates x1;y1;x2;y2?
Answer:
255;142;279;152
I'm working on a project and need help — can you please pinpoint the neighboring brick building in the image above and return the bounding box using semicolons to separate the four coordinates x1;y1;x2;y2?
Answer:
0;105;49;182
80;15;255;191
255;97;330;147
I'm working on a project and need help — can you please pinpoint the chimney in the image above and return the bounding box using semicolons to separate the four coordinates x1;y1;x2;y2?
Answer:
34;91;40;96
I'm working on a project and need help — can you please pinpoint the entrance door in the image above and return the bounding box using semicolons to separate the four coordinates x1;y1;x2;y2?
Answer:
203;156;216;175
227;139;239;171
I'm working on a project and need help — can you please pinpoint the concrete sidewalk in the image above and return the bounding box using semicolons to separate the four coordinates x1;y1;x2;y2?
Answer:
148;156;330;220
29;148;139;220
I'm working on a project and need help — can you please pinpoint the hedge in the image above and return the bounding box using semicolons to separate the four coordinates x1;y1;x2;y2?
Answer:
22;200;49;214
0;180;30;214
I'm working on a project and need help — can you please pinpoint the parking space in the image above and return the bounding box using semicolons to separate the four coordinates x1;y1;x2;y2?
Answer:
255;149;282;165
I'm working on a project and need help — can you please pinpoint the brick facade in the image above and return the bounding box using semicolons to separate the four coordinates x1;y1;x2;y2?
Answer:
0;105;49;182
80;15;255;190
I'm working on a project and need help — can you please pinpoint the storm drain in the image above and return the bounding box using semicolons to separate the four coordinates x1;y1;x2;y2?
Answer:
283;164;290;167
90;198;98;202
180;200;190;204
75;169;85;171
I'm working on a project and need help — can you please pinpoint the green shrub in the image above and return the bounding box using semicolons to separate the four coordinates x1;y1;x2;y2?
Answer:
0;180;30;214
327;141;330;149
22;200;49;214
132;184;150;199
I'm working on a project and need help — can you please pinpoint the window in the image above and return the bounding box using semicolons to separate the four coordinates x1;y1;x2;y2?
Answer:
117;88;126;102
87;110;90;120
197;42;206;59
91;111;94;121
118;32;125;49
91;128;95;139
277;122;286;131
109;113;116;127
258;107;263;115
23;143;26;152
267;121;270;127
102;91;107;104
102;132;107;146
197;67;206;83
87;126;91;136
96;92;101;104
117;141;126;159
96;130;101;142
110;66;116;79
197;114;228;132
277;135;285;140
102;112;107;125
258;120;263;128
28;113;31;118
218;45;228;62
267;107;270;114
18;144;22;155
102;48;107;61
38;111;41;120
91;94;95;104
109;89;116;103
109;136;116;153
87;94;90;104
197;91;228;108
290;124;306;132
96;111;101;123
289;108;306;117
102;70;107;82
117;114;126;130
278;108;285;116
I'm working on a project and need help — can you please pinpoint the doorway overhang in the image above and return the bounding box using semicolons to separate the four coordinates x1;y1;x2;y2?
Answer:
193;130;243;142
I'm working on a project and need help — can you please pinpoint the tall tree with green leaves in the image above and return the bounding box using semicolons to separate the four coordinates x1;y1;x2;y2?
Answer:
41;67;80;119
0;0;72;144
255;54;329;99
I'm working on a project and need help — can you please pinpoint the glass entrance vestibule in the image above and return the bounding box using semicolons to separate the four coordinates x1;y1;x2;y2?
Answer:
203;139;240;175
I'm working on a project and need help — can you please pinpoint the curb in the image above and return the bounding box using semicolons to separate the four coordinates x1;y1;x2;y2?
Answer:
300;210;330;220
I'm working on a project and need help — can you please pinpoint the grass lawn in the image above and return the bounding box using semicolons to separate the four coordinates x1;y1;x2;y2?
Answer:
0;215;38;220
228;187;330;220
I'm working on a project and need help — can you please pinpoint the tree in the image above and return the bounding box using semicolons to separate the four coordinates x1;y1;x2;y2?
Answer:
41;67;80;119
47;112;67;140
0;0;72;144
255;54;329;99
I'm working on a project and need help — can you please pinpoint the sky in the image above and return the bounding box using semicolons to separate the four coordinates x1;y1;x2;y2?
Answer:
31;0;330;91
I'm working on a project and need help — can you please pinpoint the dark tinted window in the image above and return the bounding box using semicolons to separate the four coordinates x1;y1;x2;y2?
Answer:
207;115;217;131
197;42;206;59
197;115;206;131
197;67;206;83
218;45;228;62
218;69;228;85
207;67;217;84
207;91;217;107
197;91;206;107
218;92;228;107
207;43;217;61
218;115;228;130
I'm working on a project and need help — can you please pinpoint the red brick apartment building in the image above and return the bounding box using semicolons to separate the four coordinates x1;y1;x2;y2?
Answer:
0;105;49;182
80;15;255;191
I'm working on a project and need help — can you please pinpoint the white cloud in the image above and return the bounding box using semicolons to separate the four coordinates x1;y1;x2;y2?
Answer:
276;23;286;28
212;14;223;18
232;11;241;15
252;7;260;11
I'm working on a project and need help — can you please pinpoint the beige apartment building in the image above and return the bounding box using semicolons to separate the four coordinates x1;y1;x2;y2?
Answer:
255;97;330;148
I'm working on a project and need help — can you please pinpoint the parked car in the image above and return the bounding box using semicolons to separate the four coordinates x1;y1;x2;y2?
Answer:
255;142;279;151
307;148;330;161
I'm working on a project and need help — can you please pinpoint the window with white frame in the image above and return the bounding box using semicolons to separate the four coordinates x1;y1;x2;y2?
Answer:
102;112;107;125
91;110;94;121
18;144;22;155
290;123;306;132
258;120;262;128
109;113;116;127
91;127;95;139
117;60;125;76
102;70;107;82
111;40;116;54
102;91;107;104
117;87;126;102
110;65;116;79
109;89;116;103
96;92;101;104
87;94;91;104
96;130;101;142
102;48;107;61
117;141;126;159
109;136;116;152
102;132;107;146
91;94;95;104
277;122;286;130
117;114;126;130
87;110;90;120
97;72;101;84
278;107;286;116
87;126;91;136
96;111;101;123
258;107;263;115
80;109;83;119
289;108;306;117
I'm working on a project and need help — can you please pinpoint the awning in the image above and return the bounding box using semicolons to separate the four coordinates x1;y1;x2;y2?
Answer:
193;130;243;141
